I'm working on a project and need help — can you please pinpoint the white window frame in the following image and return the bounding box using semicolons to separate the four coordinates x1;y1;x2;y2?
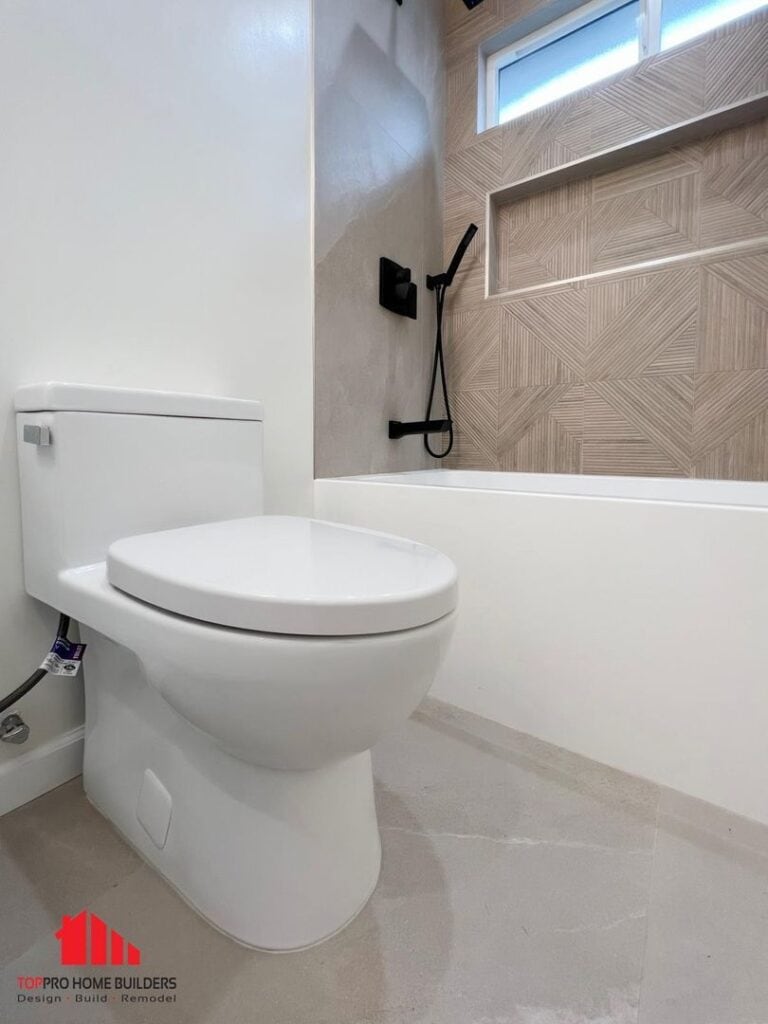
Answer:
484;0;663;129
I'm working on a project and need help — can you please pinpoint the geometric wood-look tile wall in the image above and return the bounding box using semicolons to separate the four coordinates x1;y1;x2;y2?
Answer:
443;5;768;479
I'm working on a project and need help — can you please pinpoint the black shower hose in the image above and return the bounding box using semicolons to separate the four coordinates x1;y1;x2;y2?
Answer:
0;613;71;715
424;280;453;459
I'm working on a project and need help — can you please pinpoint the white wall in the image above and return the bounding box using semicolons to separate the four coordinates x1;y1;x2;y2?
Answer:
0;2;313;786
316;478;768;827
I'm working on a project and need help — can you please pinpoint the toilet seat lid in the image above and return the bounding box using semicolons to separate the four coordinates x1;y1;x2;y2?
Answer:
107;516;458;636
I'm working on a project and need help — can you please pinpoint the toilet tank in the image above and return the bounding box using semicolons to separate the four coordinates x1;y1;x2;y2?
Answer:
15;383;264;606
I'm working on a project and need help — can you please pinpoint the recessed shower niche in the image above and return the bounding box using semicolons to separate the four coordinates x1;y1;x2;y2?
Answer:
487;95;768;299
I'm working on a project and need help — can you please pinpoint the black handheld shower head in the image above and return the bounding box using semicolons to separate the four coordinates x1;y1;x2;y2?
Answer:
444;223;479;287
417;220;479;461
427;223;479;291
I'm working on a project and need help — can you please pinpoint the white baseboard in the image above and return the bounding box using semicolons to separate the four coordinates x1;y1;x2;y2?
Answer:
0;725;84;817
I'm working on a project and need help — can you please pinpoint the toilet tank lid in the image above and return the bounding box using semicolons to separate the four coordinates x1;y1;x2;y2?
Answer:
15;382;263;421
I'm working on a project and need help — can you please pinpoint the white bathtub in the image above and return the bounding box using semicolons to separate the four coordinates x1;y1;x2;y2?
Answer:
345;469;768;506
315;469;768;826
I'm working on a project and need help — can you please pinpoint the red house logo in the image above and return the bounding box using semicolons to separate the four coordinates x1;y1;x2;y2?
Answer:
55;910;141;967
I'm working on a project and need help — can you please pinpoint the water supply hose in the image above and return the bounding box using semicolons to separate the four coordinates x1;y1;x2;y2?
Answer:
0;613;71;715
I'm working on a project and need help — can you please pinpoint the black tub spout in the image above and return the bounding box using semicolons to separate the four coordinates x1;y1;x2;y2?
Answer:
388;419;452;440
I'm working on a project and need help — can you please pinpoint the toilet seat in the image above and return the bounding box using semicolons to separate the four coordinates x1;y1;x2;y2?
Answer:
107;516;457;636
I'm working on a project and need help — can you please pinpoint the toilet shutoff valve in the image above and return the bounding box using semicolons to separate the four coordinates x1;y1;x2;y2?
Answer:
0;713;30;744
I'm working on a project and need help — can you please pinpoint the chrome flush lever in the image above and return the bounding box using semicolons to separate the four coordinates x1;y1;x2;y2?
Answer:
23;424;51;446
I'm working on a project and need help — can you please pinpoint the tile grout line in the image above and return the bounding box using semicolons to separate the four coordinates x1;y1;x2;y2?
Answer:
635;788;664;1024
380;824;651;854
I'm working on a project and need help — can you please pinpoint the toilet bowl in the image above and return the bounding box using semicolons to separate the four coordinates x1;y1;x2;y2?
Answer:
15;383;458;950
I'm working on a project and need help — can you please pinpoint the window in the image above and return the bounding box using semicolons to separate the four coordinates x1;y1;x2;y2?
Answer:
660;0;765;47
485;0;767;127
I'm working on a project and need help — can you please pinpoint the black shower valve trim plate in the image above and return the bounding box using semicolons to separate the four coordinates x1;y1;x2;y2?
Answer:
379;257;418;320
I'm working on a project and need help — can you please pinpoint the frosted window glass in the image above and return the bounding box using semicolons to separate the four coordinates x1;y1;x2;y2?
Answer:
661;0;767;49
498;1;641;124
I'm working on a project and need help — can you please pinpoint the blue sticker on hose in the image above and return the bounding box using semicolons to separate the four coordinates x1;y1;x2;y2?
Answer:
40;637;87;676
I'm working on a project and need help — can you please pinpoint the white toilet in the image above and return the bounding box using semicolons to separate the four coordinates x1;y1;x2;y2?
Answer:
15;382;457;951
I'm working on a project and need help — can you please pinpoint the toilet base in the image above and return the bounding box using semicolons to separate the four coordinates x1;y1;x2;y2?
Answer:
81;629;382;951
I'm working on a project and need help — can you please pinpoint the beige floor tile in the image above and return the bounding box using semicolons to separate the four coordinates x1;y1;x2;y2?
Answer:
0;779;139;968
2;702;767;1024
638;790;768;1024
375;700;659;853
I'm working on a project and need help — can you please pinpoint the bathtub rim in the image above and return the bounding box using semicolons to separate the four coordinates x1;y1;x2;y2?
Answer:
331;469;768;510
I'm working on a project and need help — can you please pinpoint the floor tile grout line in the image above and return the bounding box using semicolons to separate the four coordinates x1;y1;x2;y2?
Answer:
379;825;651;854
636;788;663;1024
